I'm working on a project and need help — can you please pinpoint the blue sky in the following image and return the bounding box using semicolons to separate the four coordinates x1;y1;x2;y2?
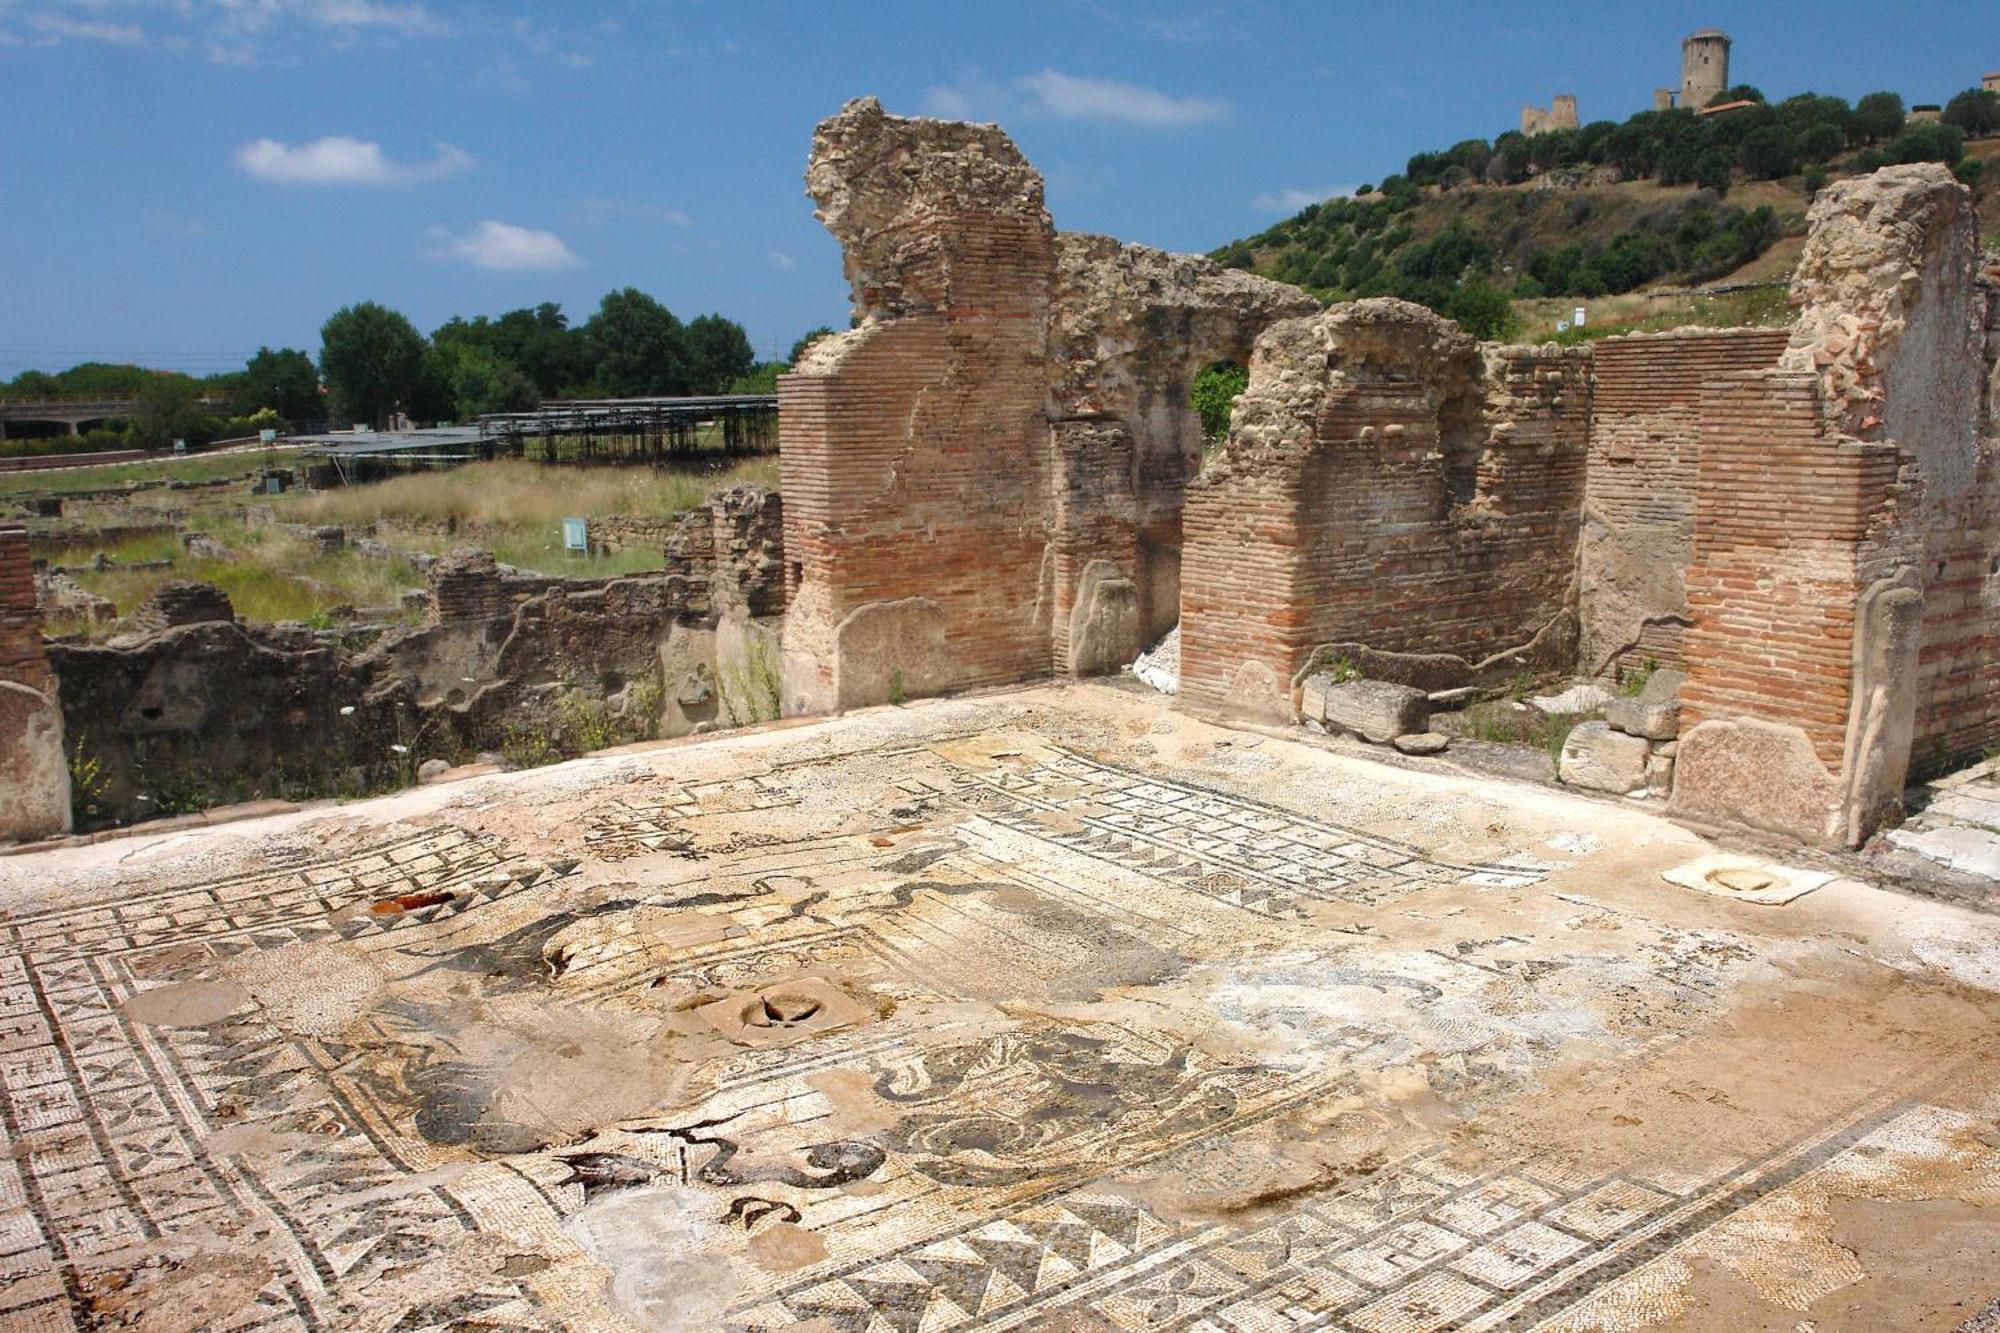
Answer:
0;0;1990;377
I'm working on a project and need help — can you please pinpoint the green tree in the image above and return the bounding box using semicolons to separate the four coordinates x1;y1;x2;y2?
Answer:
1737;126;1799;179
1695;149;1734;194
1943;88;2000;138
130;374;213;448
683;313;756;394
1887;123;1966;165
433;343;539;419
1708;85;1765;107
1795;122;1847;163
730;362;784;394
580;288;687;396
1852;92;1906;144
1442;280;1517;339
232;347;321;425
1190;362;1248;442
319;302;427;428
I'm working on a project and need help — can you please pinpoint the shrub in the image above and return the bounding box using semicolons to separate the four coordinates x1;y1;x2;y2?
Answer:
1737;126;1798;180
1695;149;1734;194
1442;281;1517;340
1888;123;1966;165
1190;362;1249;442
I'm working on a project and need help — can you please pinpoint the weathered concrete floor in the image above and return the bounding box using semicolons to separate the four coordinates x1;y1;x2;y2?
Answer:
2;683;1998;1332
1888;759;2000;887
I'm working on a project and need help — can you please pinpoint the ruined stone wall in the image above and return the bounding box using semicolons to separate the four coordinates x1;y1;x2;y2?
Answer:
1580;329;1790;675
779;98;1313;712
1669;166;1993;846
1046;235;1316;668
670;484;786;618
1678;373;1908;768
779;101;1056;712
40;487;787;828
1776;165;1996;775
1;526;69;841
1179;302;1591;718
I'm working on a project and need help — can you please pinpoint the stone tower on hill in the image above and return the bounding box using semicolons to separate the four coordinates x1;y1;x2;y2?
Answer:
1680;29;1731;109
1521;93;1579;136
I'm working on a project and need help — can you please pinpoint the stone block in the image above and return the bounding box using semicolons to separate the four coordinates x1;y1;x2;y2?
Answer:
1393;732;1449;756
1305;678;1429;744
1605;668;1686;740
1559;721;1650;794
1646;749;1675;797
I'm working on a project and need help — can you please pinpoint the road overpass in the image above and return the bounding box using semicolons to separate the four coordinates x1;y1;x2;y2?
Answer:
0;394;231;438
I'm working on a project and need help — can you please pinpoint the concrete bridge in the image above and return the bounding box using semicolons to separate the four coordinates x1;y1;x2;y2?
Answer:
0;394;230;438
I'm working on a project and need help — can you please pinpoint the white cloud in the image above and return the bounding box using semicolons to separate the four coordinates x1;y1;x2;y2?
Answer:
317;0;443;34
1252;185;1357;213
0;0;447;62
26;13;146;46
767;250;797;271
234;136;473;185
429;220;579;271
1015;69;1229;127
919;68;1228;129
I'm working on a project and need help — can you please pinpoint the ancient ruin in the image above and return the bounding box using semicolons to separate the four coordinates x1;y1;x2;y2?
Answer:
0;96;1998;1333
777;98;1314;713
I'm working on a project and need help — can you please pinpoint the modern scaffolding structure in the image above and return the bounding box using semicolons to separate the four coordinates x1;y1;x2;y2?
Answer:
477;394;778;462
288;394;781;481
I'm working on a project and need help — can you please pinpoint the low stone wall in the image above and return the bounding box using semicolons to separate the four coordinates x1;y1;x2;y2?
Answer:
33;488;788;829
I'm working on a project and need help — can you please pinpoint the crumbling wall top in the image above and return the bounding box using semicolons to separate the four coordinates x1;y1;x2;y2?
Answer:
1048;234;1318;418
1207;298;1482;472
1782;164;1981;445
805;96;1052;319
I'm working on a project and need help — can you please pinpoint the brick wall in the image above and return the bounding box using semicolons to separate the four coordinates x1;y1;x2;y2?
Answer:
1179;316;1590;716
1581;329;1790;675
0;528;48;691
1679;372;1906;768
780;211;1056;711
1049;421;1138;674
1909;278;2000;771
428;549;510;625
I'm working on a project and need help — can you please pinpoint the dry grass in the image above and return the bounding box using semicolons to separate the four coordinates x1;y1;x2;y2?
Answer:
39;525;425;634
1515;282;1792;343
285;456;778;528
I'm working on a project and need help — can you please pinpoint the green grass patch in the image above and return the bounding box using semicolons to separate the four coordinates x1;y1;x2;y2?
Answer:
0;449;293;499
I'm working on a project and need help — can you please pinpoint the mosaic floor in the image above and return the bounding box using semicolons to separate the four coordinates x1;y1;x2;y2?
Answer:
2;685;1998;1332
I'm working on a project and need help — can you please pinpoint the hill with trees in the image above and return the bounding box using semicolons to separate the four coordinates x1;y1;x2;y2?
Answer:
1213;85;1998;339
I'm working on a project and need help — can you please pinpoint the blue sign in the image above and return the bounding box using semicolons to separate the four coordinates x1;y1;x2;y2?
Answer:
562;517;589;553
